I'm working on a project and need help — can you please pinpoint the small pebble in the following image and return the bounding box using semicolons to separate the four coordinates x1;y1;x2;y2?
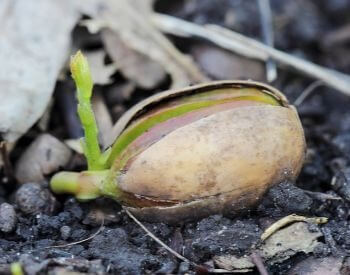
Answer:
15;183;56;214
0;203;16;232
60;226;71;240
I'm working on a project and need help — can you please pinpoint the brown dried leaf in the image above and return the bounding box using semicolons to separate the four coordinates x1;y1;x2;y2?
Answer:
84;0;208;89
102;29;166;89
64;139;84;155
214;255;254;273
215;222;322;272
0;0;84;142
85;50;117;85
92;92;113;148
15;134;72;184
261;222;321;264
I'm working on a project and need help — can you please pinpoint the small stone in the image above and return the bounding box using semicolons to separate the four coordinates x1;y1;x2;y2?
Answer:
0;203;16;232
60;226;71;240
15;134;72;184
15;183;56;215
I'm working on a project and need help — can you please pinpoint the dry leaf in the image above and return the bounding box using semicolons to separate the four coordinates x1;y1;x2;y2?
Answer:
92;92;113;148
261;222;321;264
215;222;322;272
85;50;118;85
15;134;72;184
64;139;84;155
0;0;83;142
83;0;208;89
102;29;167;89
214;255;254;273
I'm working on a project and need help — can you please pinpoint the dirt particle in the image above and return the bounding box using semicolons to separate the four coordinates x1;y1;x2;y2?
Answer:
15;183;57;215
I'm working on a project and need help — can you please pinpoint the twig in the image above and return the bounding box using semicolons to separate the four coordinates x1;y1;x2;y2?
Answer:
257;0;276;82
124;208;195;265
261;214;328;241
45;218;104;249
153;13;350;96
124;208;232;273
250;251;269;275
294;80;324;106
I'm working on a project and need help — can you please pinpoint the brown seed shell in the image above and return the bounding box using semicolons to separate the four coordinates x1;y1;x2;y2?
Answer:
105;80;289;148
111;81;305;223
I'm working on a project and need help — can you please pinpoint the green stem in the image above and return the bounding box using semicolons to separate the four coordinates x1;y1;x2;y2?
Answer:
70;51;105;170
51;170;112;200
10;262;24;275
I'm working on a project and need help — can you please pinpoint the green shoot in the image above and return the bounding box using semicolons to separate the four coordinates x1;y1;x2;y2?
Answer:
70;51;105;170
10;262;24;275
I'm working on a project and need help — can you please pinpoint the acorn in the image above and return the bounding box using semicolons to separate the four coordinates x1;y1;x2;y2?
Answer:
51;80;305;223
50;53;305;223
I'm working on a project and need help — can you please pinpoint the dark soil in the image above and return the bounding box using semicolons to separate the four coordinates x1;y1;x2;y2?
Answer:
2;0;350;274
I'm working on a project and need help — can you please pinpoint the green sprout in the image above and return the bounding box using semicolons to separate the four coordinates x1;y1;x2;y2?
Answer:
70;50;107;171
51;51;112;200
10;262;24;275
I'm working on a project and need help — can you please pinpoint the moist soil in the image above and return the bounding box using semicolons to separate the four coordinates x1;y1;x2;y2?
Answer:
2;0;350;274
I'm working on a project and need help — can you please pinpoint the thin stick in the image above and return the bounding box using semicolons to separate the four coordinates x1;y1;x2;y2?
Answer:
250;251;269;275
294;80;324;106
257;0;277;82
153;13;350;96
124;208;195;266
124;208;235;274
45;219;104;249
